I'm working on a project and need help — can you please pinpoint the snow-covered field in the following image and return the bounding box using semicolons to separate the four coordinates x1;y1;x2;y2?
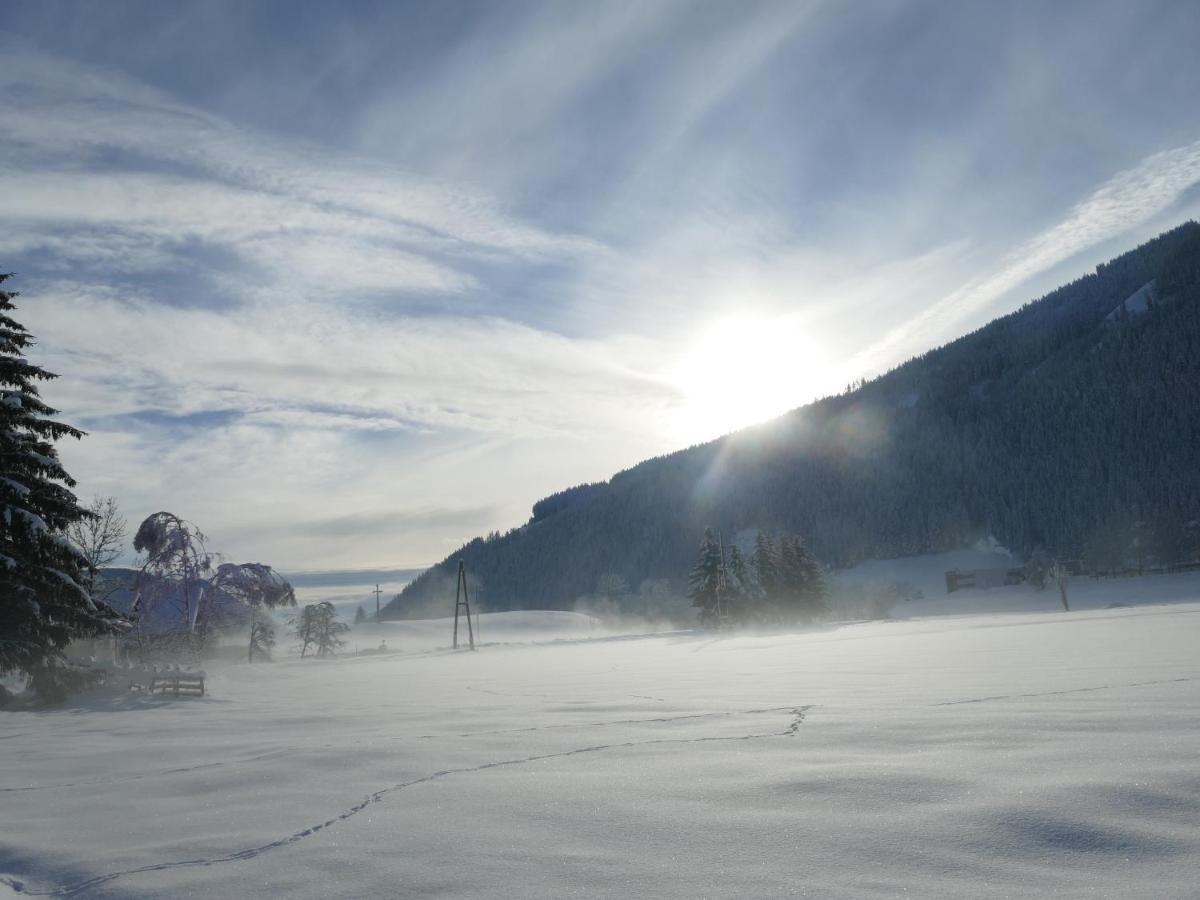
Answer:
833;548;1200;617
4;596;1200;898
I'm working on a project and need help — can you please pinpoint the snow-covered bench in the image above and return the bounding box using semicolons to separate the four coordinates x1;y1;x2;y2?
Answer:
148;670;206;697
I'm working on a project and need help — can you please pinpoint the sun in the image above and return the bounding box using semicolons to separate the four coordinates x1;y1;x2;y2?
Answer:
670;312;827;444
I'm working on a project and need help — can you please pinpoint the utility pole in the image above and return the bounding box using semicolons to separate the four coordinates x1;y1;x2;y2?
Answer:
373;584;383;619
716;530;730;626
453;560;475;650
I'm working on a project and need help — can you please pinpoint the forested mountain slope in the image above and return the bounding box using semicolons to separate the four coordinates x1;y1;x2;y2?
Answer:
383;223;1200;617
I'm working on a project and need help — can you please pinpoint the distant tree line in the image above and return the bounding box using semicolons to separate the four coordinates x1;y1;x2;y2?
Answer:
383;222;1200;620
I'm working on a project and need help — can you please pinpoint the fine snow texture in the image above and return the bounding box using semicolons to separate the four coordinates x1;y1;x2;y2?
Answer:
3;602;1199;899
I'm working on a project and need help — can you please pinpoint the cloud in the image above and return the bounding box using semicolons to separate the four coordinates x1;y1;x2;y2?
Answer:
0;42;681;569
282;567;424;588
0;41;600;306
5;7;1200;574
288;506;501;540
850;137;1200;372
20;279;672;433
352;2;687;192
1;42;673;450
11;273;680;569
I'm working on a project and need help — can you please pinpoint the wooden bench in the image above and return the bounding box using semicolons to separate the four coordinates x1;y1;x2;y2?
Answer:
148;673;206;697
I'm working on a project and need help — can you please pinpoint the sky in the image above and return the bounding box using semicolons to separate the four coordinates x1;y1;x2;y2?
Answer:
3;0;1200;574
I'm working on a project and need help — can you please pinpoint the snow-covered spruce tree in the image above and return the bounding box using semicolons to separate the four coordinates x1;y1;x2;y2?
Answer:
0;274;124;701
751;531;778;621
791;536;827;623
724;544;751;624
775;536;803;621
687;528;723;628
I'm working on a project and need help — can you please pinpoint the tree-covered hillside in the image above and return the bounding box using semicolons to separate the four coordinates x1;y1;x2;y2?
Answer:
383;223;1200;618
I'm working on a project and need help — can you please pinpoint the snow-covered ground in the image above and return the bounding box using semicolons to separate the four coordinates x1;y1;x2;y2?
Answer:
358;608;656;654
832;548;1200;617
3;594;1199;898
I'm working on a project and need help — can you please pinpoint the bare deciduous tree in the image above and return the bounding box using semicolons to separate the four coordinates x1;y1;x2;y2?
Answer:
130;512;218;654
129;512;297;659
248;610;276;663
290;602;347;658
66;495;128;602
210;562;296;662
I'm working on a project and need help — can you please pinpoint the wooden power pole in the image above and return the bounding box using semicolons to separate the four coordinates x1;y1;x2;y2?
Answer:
373;583;383;618
453;560;475;650
716;529;729;625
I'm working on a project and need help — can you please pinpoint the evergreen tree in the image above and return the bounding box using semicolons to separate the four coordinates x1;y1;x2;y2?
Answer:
354;605;367;624
768;535;825;624
775;536;802;620
0;274;124;701
687;528;723;627
751;531;778;618
725;544;752;623
791;536;827;622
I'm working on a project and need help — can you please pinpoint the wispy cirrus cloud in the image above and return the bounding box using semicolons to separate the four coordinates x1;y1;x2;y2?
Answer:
852;137;1200;372
0;39;669;567
0;41;600;305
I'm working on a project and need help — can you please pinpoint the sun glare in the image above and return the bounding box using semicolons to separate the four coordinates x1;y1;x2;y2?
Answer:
670;312;827;444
